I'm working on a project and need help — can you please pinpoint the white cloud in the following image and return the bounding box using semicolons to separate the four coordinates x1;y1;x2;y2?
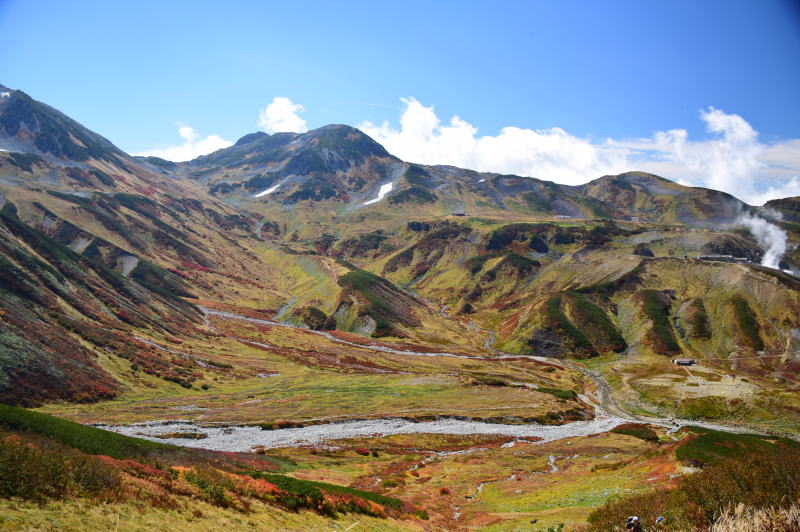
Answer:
360;98;629;186
135;126;232;162
639;107;764;200
359;98;800;205
258;97;308;134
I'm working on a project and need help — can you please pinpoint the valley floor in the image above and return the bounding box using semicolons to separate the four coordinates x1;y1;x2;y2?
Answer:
28;299;786;531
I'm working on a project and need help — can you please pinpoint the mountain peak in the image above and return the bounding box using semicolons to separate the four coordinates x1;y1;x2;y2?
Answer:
0;84;125;163
233;131;268;146
300;124;392;159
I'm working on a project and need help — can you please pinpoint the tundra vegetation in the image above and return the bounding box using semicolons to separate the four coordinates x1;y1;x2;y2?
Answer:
2;90;800;529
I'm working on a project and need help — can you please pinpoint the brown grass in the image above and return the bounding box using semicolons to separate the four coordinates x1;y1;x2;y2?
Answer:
711;503;800;531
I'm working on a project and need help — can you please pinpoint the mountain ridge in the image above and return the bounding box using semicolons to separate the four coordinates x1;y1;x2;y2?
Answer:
3;83;800;531
0;84;783;215
1;83;799;431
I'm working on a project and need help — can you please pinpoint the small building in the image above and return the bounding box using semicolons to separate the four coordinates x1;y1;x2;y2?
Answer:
672;358;696;366
698;254;749;264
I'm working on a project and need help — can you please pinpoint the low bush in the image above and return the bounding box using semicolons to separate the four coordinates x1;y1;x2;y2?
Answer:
639;290;680;355
674;426;798;466
7;152;45;172
250;472;406;516
537;387;578;401
465;254;492;274
0;432;121;503
566;292;626;353
730;296;763;350
687;298;711;339
0;404;175;459
388;186;437;205
502;252;539;275
610;423;659;443
472;375;509;387
184;467;234;507
407;221;431;232
545;294;596;356
587;434;800;531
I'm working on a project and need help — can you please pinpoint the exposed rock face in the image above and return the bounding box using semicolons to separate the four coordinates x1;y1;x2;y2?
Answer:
527;328;564;358
293;306;335;330
632;243;654;257
700;233;763;263
183;124;401;205
764;197;800;222
0;87;126;163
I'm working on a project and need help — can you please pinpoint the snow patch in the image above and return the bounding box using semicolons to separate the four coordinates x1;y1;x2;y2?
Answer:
120;255;139;277
254;184;280;197
363;182;394;205
478;178;486;183
70;237;92;254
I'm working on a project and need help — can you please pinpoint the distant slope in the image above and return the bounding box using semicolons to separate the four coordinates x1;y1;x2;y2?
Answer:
577;171;747;224
179;127;752;228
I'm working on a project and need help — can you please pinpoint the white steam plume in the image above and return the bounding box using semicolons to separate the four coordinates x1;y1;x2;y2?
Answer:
737;213;788;269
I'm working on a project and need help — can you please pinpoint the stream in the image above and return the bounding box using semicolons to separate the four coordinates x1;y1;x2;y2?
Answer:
96;415;632;452
96;307;761;451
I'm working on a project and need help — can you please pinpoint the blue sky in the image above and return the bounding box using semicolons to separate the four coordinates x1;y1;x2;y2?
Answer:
1;0;799;202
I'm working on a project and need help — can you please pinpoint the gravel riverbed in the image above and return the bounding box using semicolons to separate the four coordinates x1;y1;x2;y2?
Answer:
96;415;632;452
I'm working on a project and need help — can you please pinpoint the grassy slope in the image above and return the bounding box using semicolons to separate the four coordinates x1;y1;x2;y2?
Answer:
0;498;418;532
5;158;800;529
265;429;677;530
0;406;426;530
0;404;173;458
38;318;585;425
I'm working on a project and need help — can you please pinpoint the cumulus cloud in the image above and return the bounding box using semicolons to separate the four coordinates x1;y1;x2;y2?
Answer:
360;98;629;186
639;107;764;200
135;126;232;162
258;97;308;134
359;98;800;204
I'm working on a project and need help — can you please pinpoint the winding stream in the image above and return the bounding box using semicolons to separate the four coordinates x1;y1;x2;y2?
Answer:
96;307;760;451
96;415;632;452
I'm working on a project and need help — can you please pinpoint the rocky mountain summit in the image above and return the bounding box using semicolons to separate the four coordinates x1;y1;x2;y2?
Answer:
2;83;800;531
